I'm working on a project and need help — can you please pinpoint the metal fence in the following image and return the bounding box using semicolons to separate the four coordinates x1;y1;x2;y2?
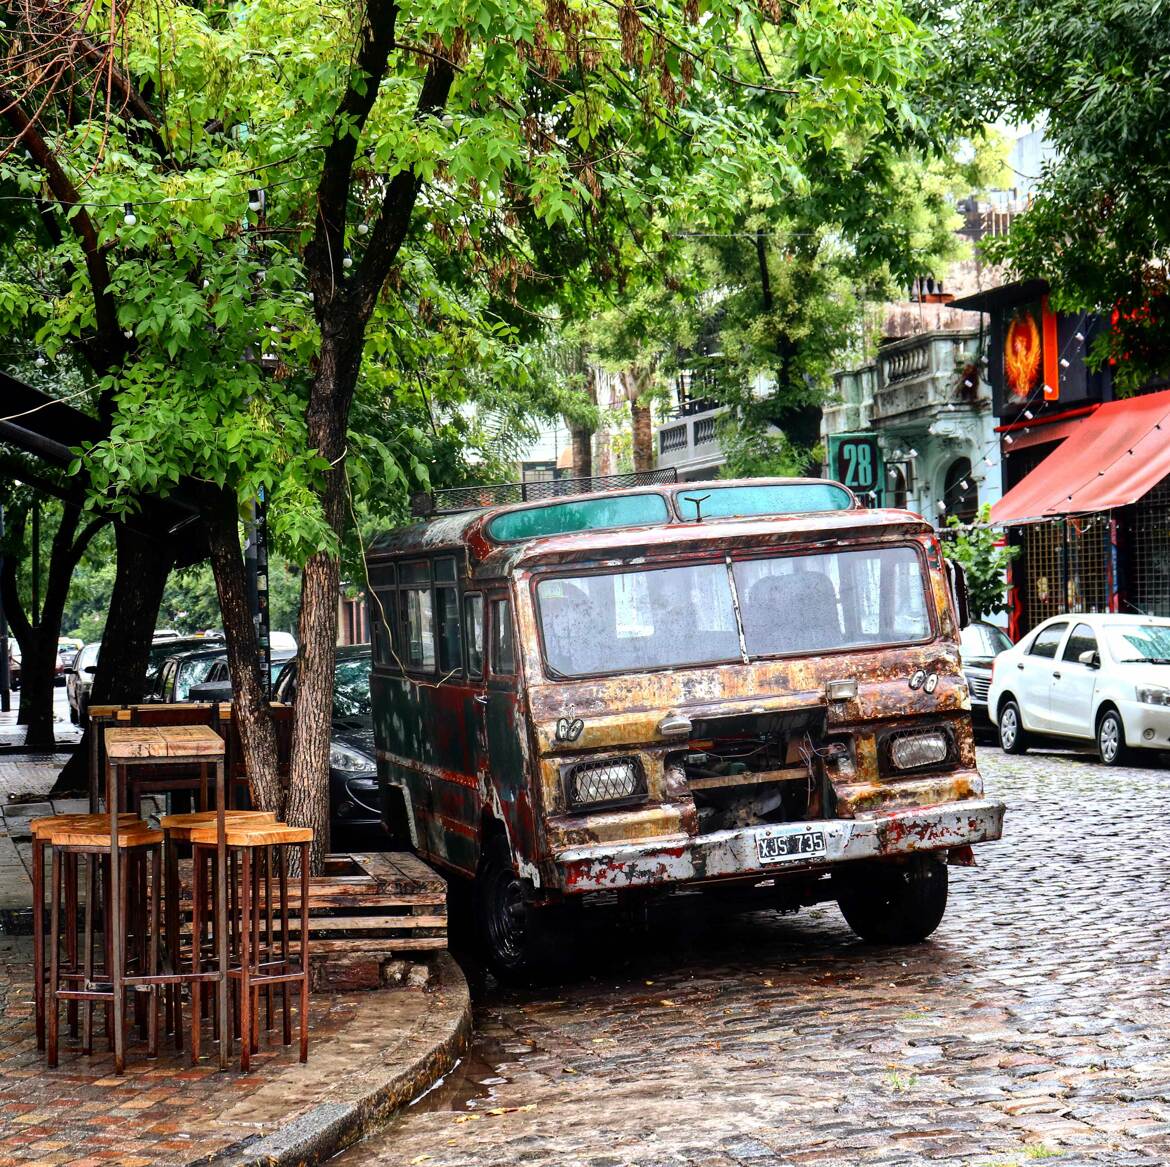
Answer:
1126;477;1170;616
421;467;680;516
1019;515;1110;631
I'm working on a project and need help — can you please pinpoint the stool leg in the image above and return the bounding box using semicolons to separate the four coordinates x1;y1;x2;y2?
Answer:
239;845;252;1073
164;835;181;1050
47;849;61;1068
216;828;230;1071
250;849;260;1055
299;842;309;1063
147;847;161;1058
103;857;114;1050
263;845;273;1035
82;855;96;1055
279;844;291;1047
133;851;148;1040
33;838;45;1052
113;850;127;1074
65;852;79;1039
190;846;203;1066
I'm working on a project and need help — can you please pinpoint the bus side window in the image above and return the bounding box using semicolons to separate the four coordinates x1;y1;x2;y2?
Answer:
401;560;435;672
436;557;462;674
465;593;484;679
490;597;515;675
371;587;396;668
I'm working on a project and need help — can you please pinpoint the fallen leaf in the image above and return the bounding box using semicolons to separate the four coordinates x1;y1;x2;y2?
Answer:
659;999;678;1007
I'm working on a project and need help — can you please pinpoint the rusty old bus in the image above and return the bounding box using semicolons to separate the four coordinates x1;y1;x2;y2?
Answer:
366;477;1005;975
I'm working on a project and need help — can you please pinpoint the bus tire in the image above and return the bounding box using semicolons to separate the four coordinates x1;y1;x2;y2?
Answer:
834;854;948;944
474;834;560;982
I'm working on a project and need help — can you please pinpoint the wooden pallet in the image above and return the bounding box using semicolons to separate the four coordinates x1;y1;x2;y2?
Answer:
276;851;448;955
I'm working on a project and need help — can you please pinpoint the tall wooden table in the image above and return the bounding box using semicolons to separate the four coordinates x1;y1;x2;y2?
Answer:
104;726;231;1069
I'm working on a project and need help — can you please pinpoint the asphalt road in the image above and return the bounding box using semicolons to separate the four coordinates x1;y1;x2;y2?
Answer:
339;746;1170;1167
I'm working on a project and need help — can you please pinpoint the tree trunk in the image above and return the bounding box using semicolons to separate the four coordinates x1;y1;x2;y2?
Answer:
625;365;656;474
18;631;56;750
0;502;102;752
205;492;282;815
284;352;354;872
630;400;653;472
568;366;598;479
51;518;172;796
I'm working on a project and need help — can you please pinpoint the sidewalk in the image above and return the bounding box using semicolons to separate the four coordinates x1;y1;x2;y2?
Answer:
0;754;471;1167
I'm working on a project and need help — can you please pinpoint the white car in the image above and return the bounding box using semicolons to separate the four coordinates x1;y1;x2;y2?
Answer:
988;613;1170;766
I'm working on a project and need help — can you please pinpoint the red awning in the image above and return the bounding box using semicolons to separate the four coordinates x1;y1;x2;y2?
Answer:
992;386;1170;525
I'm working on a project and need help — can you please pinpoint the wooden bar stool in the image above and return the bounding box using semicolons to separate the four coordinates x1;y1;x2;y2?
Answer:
45;820;164;1072
158;810;275;1057
189;823;312;1072
105;726;231;1069
29;814;138;1052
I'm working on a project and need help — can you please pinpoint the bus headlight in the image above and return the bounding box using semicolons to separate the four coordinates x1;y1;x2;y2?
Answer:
564;757;646;809
888;730;950;771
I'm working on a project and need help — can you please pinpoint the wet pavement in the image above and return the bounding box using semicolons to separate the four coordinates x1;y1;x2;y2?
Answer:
339;746;1170;1167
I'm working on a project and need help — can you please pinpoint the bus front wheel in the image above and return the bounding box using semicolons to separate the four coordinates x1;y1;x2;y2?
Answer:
474;834;561;981
834;854;948;944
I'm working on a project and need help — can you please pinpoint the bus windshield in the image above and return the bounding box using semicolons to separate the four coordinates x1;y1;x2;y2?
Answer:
536;545;932;678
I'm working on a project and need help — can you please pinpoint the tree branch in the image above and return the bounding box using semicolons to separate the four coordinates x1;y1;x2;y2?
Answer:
0;89;127;372
306;0;400;296
354;57;455;319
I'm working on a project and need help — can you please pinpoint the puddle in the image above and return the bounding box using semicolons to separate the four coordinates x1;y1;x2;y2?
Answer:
406;1031;527;1114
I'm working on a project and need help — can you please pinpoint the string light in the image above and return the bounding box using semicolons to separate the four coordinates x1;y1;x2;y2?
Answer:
122;202;136;226
1060;357;1070;369
33;353;46;368
248;188;265;213
356;222;369;236
342;255;353;270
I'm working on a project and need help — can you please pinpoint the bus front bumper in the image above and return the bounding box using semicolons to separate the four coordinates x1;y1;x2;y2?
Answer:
554;798;1005;893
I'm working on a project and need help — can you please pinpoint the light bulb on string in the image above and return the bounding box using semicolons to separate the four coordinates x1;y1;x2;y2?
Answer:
123;203;136;226
123;329;134;339
1075;331;1085;342
936;500;947;515
1004;434;1014;445
202;279;211;289
357;222;369;236
34;353;46;369
960;480;970;491
984;457;994;467
248;188;265;214
342;255;353;270
1023;409;1034;419
1060;357;1070;369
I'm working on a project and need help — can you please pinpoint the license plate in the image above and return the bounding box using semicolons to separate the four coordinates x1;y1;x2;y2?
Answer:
756;829;827;864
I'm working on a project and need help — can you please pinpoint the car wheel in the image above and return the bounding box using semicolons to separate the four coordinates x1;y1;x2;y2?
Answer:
834;854;949;944
1097;708;1131;767
474;834;564;982
998;698;1029;754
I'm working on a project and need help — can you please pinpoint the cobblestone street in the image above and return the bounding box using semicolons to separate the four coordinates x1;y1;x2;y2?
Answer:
340;746;1170;1167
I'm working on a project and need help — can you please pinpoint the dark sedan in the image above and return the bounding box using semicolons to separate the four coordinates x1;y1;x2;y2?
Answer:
960;621;1013;732
273;645;380;832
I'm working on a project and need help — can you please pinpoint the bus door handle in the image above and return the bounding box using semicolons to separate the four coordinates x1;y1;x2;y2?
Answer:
474;694;488;705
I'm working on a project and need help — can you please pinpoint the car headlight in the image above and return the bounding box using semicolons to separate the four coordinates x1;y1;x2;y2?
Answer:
329;742;376;774
888;730;950;771
564;757;645;808
1136;685;1170;706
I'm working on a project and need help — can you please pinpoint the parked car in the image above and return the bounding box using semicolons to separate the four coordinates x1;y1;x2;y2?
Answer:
144;634;224;696
988;613;1170;765
272;645;379;832
187;648;297;703
959;621;1013;728
67;642;100;725
151;647;228;703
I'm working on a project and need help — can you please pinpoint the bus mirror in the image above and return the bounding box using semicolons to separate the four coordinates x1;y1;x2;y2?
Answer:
946;559;970;629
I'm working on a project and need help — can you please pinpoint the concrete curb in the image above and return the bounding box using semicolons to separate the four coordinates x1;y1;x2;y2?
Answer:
217;952;472;1167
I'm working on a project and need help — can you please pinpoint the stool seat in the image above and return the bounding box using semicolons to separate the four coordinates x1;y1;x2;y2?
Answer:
48;824;163;849
30;814;138;839
189;823;313;847
160;810;275;841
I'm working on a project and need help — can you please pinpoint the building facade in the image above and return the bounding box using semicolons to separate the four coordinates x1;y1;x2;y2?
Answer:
824;329;1001;526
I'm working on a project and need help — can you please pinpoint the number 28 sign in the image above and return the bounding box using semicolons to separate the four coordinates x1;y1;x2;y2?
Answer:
827;434;883;504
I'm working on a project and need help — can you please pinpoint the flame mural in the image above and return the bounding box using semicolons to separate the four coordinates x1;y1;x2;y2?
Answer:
1004;309;1042;400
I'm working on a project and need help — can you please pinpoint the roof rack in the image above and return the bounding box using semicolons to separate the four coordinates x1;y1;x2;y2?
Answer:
412;467;680;517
